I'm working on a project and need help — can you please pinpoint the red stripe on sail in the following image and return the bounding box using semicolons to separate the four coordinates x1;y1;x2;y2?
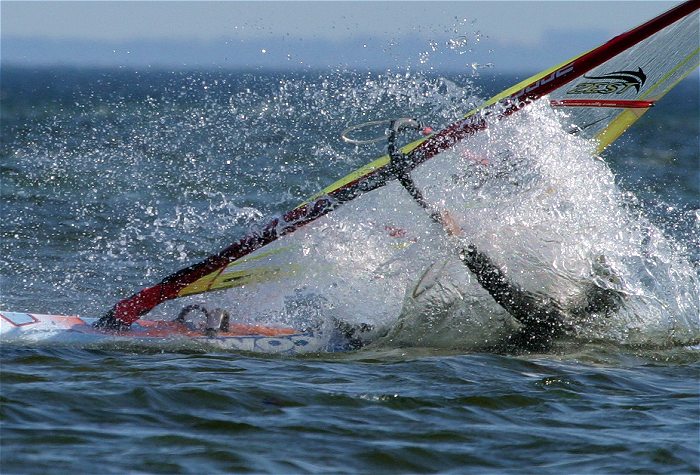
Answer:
550;99;655;108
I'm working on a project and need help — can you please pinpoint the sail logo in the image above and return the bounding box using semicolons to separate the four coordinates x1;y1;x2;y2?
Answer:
566;68;647;95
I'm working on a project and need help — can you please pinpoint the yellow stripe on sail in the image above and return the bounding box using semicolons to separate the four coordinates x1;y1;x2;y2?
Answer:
641;46;700;100
595;47;700;153
595;108;651;154
209;265;301;292
463;51;590;119
304;139;426;203
179;264;301;296
178;246;297;296
179;273;221;296
304;154;389;203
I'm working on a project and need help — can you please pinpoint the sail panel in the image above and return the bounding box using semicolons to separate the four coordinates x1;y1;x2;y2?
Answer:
547;8;699;150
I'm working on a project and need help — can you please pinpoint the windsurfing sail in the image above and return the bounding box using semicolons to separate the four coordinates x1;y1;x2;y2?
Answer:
105;0;699;325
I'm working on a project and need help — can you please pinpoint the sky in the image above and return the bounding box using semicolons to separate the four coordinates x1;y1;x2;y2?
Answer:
1;1;688;72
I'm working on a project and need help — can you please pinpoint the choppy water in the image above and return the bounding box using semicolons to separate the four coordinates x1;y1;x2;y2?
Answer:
1;66;698;473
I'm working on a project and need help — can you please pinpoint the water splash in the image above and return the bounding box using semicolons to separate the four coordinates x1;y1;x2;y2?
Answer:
2;69;696;351
1;69;480;317
418;17;493;72
383;100;699;349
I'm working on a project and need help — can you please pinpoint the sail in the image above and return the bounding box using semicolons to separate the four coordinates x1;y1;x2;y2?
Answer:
549;5;699;152
108;0;699;325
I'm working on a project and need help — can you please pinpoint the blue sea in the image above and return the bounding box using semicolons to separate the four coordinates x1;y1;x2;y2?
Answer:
1;66;698;474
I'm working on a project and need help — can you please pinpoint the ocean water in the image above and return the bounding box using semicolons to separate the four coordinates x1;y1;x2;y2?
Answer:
1;66;698;474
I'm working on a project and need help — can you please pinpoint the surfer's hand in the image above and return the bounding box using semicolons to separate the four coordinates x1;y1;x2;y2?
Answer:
439;210;462;236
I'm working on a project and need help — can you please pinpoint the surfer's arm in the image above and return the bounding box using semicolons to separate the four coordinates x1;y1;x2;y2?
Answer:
458;244;565;333
440;209;566;339
438;210;463;237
